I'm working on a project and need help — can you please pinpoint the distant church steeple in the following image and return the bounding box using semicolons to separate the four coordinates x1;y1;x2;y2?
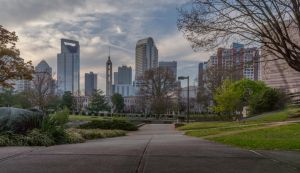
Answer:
106;47;112;97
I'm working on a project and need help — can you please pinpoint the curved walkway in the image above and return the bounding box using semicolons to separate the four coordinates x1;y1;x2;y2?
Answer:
0;124;299;173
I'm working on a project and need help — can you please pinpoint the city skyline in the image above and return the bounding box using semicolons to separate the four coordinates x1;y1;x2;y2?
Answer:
0;0;209;92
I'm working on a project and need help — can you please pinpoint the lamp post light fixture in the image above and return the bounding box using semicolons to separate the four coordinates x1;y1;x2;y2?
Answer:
178;76;190;123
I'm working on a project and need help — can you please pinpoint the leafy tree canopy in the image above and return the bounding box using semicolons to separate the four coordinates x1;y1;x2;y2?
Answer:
0;25;33;88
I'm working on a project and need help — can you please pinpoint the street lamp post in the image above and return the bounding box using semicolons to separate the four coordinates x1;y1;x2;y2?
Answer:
178;76;190;123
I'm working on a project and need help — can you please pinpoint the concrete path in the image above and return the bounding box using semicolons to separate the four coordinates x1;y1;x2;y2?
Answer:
0;124;299;173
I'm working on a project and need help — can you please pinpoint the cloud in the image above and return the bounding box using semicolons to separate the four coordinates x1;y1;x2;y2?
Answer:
2;0;205;92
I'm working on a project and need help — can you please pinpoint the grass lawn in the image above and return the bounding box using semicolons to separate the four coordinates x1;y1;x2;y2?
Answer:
178;107;300;150
245;107;300;122
185;124;261;137
210;123;300;150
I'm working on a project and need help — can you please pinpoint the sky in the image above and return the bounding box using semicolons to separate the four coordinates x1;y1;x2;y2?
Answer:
0;0;211;92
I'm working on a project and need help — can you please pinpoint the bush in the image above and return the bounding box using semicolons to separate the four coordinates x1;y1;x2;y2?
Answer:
66;130;85;143
249;88;287;115
69;128;126;140
40;108;70;144
26;129;54;146
79;119;138;131
0;130;54;146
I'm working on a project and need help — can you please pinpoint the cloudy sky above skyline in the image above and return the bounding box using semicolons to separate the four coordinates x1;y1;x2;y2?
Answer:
1;0;211;92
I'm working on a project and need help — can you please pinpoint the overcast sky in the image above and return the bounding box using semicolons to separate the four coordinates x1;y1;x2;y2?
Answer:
1;0;211;92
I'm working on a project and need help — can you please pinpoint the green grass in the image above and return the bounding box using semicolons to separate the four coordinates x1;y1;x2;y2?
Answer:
178;107;300;150
177;122;236;131
69;115;104;121
185;124;261;137
210;123;300;150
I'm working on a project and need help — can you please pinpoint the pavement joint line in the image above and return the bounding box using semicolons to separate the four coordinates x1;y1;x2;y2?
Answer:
141;155;265;159
0;148;38;163
249;150;265;157
27;153;140;157
251;150;300;171
136;135;153;173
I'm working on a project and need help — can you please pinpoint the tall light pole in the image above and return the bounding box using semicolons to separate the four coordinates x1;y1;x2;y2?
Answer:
178;76;190;123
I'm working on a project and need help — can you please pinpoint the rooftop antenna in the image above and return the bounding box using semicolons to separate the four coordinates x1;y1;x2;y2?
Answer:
108;46;111;59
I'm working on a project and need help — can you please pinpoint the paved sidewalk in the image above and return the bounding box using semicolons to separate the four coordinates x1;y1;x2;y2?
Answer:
0;124;299;173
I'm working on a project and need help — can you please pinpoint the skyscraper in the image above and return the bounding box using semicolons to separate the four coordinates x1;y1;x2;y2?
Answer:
106;56;113;97
85;72;97;96
135;37;158;79
57;39;80;95
116;66;132;85
159;61;177;79
114;72;118;85
35;60;55;95
198;62;204;88
35;60;52;75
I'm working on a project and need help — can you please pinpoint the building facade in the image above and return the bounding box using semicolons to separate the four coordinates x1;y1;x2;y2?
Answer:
198;62;204;88
117;66;132;85
159;61;177;79
135;37;158;79
85;72;97;96
207;43;259;81
113;84;136;97
35;60;52;75
57;39;80;95
34;60;55;95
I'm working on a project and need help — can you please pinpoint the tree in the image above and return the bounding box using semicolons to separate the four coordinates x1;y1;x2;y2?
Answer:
62;91;74;111
196;86;211;113
111;93;125;113
27;72;55;111
139;67;177;114
88;89;109;113
213;80;241;116
178;0;300;72
0;89;31;108
0;25;33;87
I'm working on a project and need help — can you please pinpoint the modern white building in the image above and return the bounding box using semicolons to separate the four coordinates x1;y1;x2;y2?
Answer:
57;39;80;95
135;37;158;79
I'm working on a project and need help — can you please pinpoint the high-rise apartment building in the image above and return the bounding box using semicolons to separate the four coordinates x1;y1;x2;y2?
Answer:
207;43;259;81
57;39;80;95
135;37;158;79
159;61;177;79
85;72;97;96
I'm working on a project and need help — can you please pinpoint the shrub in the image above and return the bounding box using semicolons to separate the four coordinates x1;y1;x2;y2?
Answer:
51;107;69;126
66;130;85;143
40;108;70;144
79;119;138;131
26;129;54;146
69;128;126;140
249;88;287;115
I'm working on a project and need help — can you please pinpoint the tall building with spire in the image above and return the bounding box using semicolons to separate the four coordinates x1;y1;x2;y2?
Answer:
57;39;80;95
135;37;158;79
106;53;113;97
